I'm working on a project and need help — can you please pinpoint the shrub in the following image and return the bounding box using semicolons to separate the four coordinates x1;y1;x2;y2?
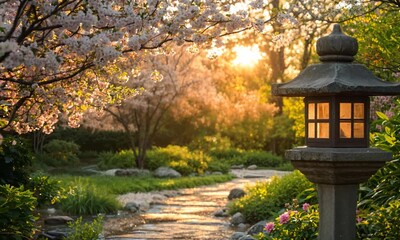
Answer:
357;200;400;239
40;140;80;167
256;200;319;240
241;151;284;168
66;215;104;240
60;178;120;215
0;185;37;240
25;173;64;207
0;136;32;186
97;150;136;170
228;171;314;223
206;159;230;173
146;145;211;175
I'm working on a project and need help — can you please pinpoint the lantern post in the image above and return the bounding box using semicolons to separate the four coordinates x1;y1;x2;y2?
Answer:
272;24;400;240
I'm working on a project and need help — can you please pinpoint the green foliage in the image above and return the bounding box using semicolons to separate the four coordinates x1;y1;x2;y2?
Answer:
65;216;103;240
357;200;400;240
0;185;37;240
189;134;233;152
241;151;284;168
55;174;233;195
359;102;400;210
256;201;319;240
97;150;136;170
40;140;80;167
146;145;211;175
0;136;32;186
206;159;230;173
346;8;400;82
25;173;64;207
60;178;120;215
47;127;131;152
228;171;314;223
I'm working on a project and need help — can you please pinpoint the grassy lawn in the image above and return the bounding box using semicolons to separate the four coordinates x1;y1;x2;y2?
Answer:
55;174;235;195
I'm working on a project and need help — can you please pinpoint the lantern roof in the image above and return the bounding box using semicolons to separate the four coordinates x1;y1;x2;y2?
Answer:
272;24;400;97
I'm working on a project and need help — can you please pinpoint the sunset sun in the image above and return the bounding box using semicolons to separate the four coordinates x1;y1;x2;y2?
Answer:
232;45;264;67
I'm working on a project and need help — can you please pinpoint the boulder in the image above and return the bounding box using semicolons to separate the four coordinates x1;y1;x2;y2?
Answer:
230;212;246;225
228;188;246;200
37;231;68;240
231;165;244;169
115;168;151;177
237;223;250;232
124;202;140;213
213;208;229;217
231;232;246;240
154;167;181;178
212;171;223;175
247;165;258;170
247;220;267;236
44;216;73;225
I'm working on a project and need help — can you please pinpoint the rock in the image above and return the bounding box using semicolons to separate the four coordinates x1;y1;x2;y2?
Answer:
212;171;223;175
237;223;250;232
228;188;246;200
115;168;151;177
247;165;258;170
37;231;68;240
231;165;244;169
44;216;74;225
214;208;229;217
239;235;256;240
231;232;246;240
103;169;119;176
124;202;140;213
139;201;150;212
154;167;181;178
230;212;246;225
247;220;267;236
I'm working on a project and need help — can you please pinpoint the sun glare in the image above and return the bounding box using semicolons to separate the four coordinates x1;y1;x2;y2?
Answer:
232;45;264;67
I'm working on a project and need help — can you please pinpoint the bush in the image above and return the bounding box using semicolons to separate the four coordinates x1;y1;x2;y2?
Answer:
97;150;136;170
25;173;64;207
256;200;319;240
60;178;120;215
0;185;37;240
357;200;400;239
146;145;211;175
40;140;80;167
228;171;314;223
66;216;103;240
241;151;284;168
0;136;32;186
206;159;230;173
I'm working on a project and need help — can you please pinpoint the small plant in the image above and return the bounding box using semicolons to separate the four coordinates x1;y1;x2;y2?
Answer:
25;173;64;207
97;150;136;170
40;140;80;167
60;178;120;215
0;185;38;239
66;215;104;240
256;200;319;240
228;171;314;223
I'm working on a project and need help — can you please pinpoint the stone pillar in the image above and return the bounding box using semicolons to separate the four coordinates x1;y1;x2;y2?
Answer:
285;147;392;240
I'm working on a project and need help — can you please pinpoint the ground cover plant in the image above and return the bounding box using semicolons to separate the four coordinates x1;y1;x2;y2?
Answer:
228;170;314;223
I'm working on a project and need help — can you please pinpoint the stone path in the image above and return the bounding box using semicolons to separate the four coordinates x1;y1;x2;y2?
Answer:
106;170;288;240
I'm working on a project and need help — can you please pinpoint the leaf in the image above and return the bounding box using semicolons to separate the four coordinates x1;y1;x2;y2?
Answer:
376;111;389;121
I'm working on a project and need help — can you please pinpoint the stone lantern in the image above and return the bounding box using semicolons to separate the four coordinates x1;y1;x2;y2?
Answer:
272;24;400;240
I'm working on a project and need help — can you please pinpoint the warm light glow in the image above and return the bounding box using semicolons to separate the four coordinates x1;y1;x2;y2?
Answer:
232;45;263;67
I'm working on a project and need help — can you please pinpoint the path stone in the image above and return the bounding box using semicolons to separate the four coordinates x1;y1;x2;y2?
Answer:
44;216;73;225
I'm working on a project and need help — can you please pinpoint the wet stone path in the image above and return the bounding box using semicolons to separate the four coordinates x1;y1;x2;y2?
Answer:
106;170;288;240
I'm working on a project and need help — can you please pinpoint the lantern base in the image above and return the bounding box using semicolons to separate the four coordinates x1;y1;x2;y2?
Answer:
285;147;391;184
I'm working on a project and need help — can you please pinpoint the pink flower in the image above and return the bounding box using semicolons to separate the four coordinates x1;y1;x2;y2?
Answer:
265;222;275;233
302;203;310;212
279;212;290;224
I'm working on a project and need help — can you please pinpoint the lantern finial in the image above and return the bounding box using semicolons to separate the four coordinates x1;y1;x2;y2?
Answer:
316;24;358;62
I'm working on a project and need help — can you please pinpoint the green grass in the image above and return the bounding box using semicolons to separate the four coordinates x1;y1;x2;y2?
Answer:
55;174;234;195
